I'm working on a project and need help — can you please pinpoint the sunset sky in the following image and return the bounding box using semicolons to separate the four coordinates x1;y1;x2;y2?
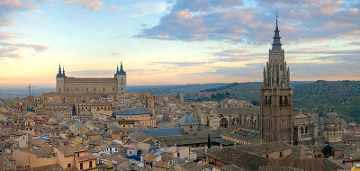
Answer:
0;0;359;86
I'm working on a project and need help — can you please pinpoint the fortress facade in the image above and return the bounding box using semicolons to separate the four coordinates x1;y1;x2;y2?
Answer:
56;64;126;95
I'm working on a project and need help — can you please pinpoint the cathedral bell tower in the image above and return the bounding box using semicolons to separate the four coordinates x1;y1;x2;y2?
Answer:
261;17;293;144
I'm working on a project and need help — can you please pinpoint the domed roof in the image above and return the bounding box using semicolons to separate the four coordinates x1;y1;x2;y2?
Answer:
178;113;199;126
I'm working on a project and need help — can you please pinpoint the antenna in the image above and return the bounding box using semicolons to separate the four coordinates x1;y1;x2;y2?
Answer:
28;84;32;97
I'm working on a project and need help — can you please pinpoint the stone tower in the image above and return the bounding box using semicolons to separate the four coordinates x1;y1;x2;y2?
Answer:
115;62;127;93
261;17;293;144
56;65;65;93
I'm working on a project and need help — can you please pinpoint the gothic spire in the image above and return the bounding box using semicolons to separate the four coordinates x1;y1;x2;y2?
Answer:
119;61;126;75
57;64;62;78
272;16;281;49
62;66;65;76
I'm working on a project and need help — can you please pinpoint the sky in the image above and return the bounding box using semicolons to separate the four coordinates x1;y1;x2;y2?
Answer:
0;0;359;86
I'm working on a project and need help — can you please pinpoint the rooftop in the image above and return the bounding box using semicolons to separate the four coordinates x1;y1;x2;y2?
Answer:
112;108;151;116
177;113;199;126
143;128;183;137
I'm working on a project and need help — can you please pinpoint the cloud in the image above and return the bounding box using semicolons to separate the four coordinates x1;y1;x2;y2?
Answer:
214;49;265;62
0;46;21;59
152;61;211;67
137;0;360;43
0;32;16;40
64;0;103;11
0;42;47;59
0;42;47;52
0;1;47;60
133;1;171;17
208;61;360;81
214;63;263;77
0;0;35;26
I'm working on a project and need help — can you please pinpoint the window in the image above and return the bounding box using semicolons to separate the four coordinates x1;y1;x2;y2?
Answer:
265;96;268;104
89;161;93;168
80;162;83;170
67;163;71;168
280;152;283;158
269;96;272;104
266;154;269;158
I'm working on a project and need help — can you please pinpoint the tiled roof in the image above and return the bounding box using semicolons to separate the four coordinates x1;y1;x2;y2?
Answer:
143;128;183;137
112;108;151;116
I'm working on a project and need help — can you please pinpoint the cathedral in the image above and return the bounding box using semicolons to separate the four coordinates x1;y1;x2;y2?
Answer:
261;18;293;144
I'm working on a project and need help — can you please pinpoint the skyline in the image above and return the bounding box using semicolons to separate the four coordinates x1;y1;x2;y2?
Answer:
0;0;359;86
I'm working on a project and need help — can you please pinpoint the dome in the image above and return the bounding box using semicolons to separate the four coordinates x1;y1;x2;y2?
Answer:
177;113;199;126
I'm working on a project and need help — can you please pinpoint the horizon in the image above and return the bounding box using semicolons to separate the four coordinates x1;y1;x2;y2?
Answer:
0;0;359;86
0;79;358;88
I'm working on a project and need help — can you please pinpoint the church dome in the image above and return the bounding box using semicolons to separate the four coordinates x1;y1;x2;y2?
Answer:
177;113;199;126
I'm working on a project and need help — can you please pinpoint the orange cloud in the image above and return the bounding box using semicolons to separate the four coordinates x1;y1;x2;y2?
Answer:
65;0;103;11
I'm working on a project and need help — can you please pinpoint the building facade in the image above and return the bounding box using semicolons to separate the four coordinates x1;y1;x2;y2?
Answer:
56;63;126;95
261;18;293;144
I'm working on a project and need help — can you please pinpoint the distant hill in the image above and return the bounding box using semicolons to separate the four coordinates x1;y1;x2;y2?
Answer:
190;81;360;123
0;87;54;99
127;83;229;95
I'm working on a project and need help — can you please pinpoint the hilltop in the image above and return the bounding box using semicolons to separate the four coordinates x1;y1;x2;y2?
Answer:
189;80;360;123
